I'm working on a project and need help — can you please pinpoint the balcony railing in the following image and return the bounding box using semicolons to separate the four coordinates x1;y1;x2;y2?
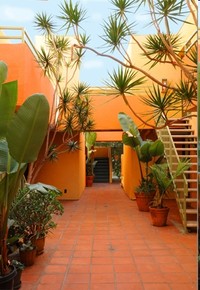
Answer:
0;26;37;56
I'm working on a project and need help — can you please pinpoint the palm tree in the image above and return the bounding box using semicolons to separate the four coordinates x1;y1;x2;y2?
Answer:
26;12;94;183
36;0;197;128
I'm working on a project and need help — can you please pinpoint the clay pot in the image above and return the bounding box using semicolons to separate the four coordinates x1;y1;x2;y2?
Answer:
149;206;170;227
135;192;155;212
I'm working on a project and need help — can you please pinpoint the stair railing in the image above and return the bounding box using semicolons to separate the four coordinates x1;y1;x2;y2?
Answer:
156;121;188;232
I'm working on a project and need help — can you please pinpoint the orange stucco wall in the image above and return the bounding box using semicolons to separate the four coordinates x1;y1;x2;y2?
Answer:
90;89;155;130
94;147;109;158
0;43;54;109
35;133;85;200
121;146;141;199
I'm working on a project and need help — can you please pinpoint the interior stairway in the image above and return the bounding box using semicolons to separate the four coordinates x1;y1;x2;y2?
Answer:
157;118;198;232
93;157;109;183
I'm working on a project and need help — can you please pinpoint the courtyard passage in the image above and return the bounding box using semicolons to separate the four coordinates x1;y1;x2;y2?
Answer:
21;183;197;290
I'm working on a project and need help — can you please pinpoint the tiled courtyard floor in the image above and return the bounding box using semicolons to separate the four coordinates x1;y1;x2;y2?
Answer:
20;183;197;290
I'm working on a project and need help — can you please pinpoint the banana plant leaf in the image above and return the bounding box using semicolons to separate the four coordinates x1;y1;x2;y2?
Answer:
118;112;142;147
6;93;49;163
0;81;17;137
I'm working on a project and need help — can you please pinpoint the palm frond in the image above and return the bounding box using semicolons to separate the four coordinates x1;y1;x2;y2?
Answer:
34;13;56;34
175;80;197;104
143;33;182;68
101;15;135;52
142;85;178;122
105;67;145;95
153;0;188;25
58;0;87;31
110;0;135;17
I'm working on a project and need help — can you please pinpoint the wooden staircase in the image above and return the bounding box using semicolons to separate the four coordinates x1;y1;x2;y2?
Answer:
157;118;198;232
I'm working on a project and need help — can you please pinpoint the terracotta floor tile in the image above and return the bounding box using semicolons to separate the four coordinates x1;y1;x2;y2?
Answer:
140;272;166;283
40;274;65;284
90;283;116;290
115;272;141;282
136;262;160;273
45;265;67;273
73;250;92;258
68;264;90;273
36;285;63;290
71;257;91;265
114;264;137;273
169;283;197;290
91;257;113;265
158;262;185;273
50;257;71;264
65;273;90;283
92;250;112;257
117;283;143;290
19;183;196;290
143;284;171;290
91;264;114;273
90;273;115;283
52;250;72;257
163;272;195;283
62;284;89;290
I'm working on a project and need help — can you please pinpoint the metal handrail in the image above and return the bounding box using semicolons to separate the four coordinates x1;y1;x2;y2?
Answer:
156;119;188;232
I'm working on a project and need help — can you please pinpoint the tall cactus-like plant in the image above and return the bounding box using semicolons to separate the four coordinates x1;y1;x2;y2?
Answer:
0;61;49;276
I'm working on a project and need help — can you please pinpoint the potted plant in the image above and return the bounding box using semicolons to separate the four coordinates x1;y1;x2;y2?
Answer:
149;159;190;226
0;60;49;289
85;132;97;186
18;241;36;267
118;112;164;211
9;182;64;255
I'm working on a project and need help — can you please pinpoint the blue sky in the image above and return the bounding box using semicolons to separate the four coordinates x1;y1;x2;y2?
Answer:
0;0;185;86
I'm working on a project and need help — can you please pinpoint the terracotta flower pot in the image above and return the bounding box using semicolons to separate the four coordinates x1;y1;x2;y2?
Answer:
19;247;36;267
135;192;155;212
34;236;46;255
86;175;94;187
149;206;170;227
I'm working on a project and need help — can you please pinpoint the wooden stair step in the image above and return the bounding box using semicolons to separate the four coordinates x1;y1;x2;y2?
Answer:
177;155;197;158
186;209;197;214
170;128;194;131
180;208;197;214
169;123;192;128
176;147;197;151
179;198;198;202
168;135;197;138
176;187;197;192
186;220;198;228
173;141;197;144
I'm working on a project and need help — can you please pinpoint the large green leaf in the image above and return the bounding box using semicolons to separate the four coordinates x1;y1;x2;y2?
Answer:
85;132;97;150
140;141;152;162
0;139;17;173
0;61;7;85
122;132;140;148
0;81;17;137
118;112;142;146
6;94;49;163
149;139;164;157
27;182;62;194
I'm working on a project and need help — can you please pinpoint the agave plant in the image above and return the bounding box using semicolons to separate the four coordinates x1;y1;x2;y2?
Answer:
0;61;49;276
